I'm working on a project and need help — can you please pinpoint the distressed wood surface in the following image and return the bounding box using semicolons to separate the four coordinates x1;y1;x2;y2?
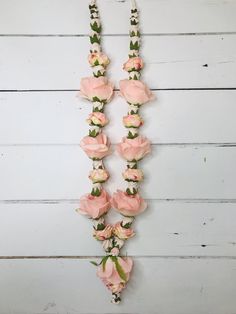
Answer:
0;145;235;200
0;35;236;90
0;258;236;314
1;0;236;35
0;90;236;145
1;0;236;313
0;202;236;257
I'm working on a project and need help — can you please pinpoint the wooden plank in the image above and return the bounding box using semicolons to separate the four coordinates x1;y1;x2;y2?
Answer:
0;202;236;257
0;145;235;200
0;90;236;145
0;35;236;90
0;258;235;313
1;0;236;35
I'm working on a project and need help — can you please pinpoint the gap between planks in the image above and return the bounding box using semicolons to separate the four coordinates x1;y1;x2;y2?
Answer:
1;88;236;92
0;143;235;147
1;198;236;204
0;31;236;37
0;255;236;260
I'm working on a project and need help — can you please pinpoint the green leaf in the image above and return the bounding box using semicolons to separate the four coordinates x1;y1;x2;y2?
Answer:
127;162;138;169
102;256;109;271
91;187;101;196
90;261;99;266
130;19;138;26
126;188;138;195
90;22;102;33
92;96;101;102
89;129;98;137
96;223;105;231
114;259;127;282
90;34;100;44
121;222;132;229
127;131;138;139
130;41;140;51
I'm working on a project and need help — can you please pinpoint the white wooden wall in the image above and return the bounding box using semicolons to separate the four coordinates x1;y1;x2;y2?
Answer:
0;0;236;313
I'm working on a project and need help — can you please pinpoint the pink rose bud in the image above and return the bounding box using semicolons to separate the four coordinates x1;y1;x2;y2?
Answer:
116;135;151;161
111;190;147;216
123;114;143;128
93;224;113;241
78;189;111;219
119;79;154;105
89;169;109;183
110;247;120;256
87;112;108;126
80;133;110;160
97;256;133;293
123;57;144;72
122;168;143;182
113;222;135;240
88;52;110;67
80;76;114;103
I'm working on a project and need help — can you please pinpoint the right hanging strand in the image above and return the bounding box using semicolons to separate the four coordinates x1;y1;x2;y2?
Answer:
111;0;155;302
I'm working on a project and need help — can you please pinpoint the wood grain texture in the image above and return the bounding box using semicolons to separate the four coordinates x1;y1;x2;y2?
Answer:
0;145;235;200
0;35;236;90
0;202;236;257
0;258;236;314
0;90;236;145
1;0;236;35
1;0;236;312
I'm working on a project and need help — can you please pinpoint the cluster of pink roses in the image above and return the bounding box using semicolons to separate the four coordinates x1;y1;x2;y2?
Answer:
80;76;114;103
80;132;151;162
78;188;147;219
78;1;154;303
93;221;135;241
97;256;133;295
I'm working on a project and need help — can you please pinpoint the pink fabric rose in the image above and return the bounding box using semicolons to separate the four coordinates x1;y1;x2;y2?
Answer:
119;79;154;105
122;168;143;182
87;112;108;126
78;189;111;219
111;190;147;216
123;57;144;72
80;133;110;160
88;52;110;67
80;77;114;102
123;114;143;128
89;169;109;183
97;256;133;293
116;135;151;161
113;222;135;240
94;224;113;241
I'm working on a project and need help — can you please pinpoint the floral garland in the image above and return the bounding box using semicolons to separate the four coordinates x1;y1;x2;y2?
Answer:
77;0;153;304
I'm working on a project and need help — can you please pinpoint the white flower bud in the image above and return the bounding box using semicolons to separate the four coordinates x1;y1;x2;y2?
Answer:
127;127;138;137
129;71;141;80
102;239;113;251
93;216;105;229
91;42;101;52
131;36;140;44
92;65;105;76
93;159;104;170
89;125;101;135
128;104;139;114
130;25;139;33
113;236;125;249
129;50;139;57
92;101;104;112
91;18;101;27
127;181;139;193
122;216;135;226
